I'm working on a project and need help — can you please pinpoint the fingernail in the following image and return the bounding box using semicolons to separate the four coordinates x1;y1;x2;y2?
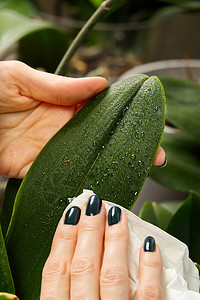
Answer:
86;195;102;216
144;236;156;252
97;75;108;81
64;206;81;225
159;157;167;168
108;206;121;226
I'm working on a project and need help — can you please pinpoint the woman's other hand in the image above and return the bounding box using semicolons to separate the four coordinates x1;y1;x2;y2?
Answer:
41;195;163;300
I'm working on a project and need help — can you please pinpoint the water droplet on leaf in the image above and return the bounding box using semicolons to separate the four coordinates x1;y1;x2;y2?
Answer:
138;160;144;166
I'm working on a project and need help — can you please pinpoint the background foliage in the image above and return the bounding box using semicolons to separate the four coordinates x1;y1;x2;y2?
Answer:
0;0;200;298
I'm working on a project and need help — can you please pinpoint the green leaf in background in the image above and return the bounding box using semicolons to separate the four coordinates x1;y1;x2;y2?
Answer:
18;29;69;73
139;201;158;226
0;0;37;17
139;200;182;230
159;200;183;214
150;132;200;194
88;0;103;8
0;225;15;294
167;192;200;264
0;293;19;300
194;263;200;278
158;0;200;10
151;202;172;230
160;77;200;141
0;179;22;238
0;10;62;57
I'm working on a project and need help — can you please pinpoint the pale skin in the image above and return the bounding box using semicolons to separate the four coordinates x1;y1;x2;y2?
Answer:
0;61;164;299
41;200;163;300
0;60;166;179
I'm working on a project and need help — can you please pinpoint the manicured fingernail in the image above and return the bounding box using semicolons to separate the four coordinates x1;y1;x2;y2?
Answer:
144;236;156;252
159;157;167;168
97;75;108;80
86;195;102;216
64;206;81;225
108;206;121;226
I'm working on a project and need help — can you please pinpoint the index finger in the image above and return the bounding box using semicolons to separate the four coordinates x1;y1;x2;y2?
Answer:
40;206;81;300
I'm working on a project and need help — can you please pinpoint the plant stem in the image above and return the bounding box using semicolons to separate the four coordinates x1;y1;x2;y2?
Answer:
55;0;118;75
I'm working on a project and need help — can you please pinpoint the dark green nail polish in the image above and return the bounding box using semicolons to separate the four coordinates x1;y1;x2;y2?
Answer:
159;157;167;168
97;75;108;81
86;195;102;216
64;206;81;225
108;206;121;226
144;236;156;252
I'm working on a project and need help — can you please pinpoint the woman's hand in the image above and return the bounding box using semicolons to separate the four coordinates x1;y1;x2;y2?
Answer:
0;61;108;178
0;61;166;178
40;195;163;300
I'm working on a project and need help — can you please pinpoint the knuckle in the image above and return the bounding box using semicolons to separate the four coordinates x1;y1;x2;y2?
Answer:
70;257;95;277
142;261;163;273
137;284;162;300
80;219;99;233
54;78;66;105
105;227;128;244
55;226;76;242
42;259;66;278
100;266;127;285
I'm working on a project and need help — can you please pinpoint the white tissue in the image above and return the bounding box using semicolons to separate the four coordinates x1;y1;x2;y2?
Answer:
65;190;200;299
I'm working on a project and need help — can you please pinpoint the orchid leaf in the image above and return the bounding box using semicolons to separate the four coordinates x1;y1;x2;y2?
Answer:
0;179;22;238
0;0;37;17
167;192;200;264
150;132;200;193
160;77;200;141
0;225;15;294
139;201;158;226
0;293;19;300
158;0;200;10
139;200;182;230
0;10;60;57
5;75;165;300
89;0;103;8
18;30;69;73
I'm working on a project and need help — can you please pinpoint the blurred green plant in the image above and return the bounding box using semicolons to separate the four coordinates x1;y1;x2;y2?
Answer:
140;192;200;264
0;0;200;298
1;0;200;73
140;76;200;266
0;225;14;294
0;5;69;72
0;0;37;17
150;77;200;193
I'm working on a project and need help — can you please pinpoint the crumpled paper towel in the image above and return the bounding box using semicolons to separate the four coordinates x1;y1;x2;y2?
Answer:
66;190;200;299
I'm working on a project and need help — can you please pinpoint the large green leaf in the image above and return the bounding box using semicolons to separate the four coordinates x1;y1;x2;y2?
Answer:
0;225;15;294
0;179;22;238
0;10;60;57
150;132;200;193
167;192;200;264
160;77;200;141
5;75;165;300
